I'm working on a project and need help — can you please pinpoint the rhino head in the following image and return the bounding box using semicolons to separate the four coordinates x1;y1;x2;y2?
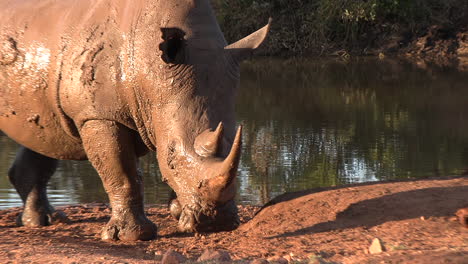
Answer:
127;1;271;232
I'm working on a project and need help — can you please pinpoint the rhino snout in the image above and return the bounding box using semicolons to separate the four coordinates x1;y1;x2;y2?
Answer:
177;199;239;233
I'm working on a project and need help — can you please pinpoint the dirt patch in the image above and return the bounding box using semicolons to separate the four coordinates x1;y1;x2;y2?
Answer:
0;176;467;263
398;26;468;71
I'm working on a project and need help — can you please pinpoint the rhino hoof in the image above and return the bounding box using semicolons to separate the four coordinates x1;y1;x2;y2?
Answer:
17;210;69;227
101;218;157;241
48;210;69;224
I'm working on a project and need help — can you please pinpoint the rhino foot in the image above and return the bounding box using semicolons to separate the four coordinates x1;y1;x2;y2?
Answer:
17;209;69;227
101;215;157;241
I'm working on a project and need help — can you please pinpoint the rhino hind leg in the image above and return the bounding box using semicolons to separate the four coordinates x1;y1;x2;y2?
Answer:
8;147;68;227
80;120;157;241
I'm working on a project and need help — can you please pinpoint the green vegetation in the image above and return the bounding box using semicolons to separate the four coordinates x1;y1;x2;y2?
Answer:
213;0;468;55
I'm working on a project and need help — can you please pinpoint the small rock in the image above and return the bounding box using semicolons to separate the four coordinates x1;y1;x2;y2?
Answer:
250;259;269;264
154;250;164;261
197;249;231;262
266;256;288;264
455;207;468;228
369;238;385;254
162;249;187;264
420;216;425;221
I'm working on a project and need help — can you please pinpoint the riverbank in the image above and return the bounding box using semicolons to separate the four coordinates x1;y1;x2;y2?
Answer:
213;0;468;70
0;176;466;263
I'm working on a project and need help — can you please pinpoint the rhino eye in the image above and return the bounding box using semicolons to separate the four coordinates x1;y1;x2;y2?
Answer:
167;37;183;62
160;28;186;64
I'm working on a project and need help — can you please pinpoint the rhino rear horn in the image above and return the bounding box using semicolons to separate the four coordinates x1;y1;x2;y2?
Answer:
225;18;272;62
194;122;224;157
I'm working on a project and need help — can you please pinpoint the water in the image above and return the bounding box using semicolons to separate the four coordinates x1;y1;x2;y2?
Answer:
1;58;467;208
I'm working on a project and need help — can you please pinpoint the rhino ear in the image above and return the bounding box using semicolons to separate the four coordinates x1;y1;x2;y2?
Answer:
225;18;272;62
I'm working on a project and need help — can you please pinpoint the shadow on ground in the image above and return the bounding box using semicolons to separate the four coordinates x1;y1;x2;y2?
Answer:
268;185;467;238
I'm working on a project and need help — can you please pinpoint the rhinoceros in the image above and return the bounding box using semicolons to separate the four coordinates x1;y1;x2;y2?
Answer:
0;0;270;241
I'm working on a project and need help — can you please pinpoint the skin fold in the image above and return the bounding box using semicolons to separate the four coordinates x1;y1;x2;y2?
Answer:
0;0;270;240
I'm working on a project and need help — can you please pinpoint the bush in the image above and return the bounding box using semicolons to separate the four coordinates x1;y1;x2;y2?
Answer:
212;0;468;56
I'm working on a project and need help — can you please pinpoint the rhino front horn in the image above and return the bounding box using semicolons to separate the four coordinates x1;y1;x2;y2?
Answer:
219;125;242;184
199;126;242;201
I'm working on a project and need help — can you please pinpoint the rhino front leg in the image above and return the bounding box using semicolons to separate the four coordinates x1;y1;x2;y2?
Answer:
80;120;156;241
8;147;68;226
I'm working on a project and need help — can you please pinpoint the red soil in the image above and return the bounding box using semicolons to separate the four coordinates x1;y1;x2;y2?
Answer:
0;176;467;263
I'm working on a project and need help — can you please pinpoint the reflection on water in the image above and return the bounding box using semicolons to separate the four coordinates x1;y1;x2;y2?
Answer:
1;58;467;208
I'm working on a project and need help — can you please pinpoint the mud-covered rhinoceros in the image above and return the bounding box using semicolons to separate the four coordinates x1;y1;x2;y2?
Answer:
0;0;270;241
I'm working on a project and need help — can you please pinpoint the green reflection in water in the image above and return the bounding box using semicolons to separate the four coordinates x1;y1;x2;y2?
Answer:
236;58;468;204
1;58;467;208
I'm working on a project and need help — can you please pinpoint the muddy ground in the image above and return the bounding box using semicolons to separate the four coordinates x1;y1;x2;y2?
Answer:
0;176;467;263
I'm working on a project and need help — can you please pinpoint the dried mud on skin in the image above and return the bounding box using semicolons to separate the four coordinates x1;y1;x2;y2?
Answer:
0;177;467;263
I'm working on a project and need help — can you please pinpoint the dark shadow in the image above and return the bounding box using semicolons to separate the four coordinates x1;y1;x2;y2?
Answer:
159;28;186;64
71;215;109;224
268;184;468;239
256;176;467;215
0;223;17;229
159;232;194;239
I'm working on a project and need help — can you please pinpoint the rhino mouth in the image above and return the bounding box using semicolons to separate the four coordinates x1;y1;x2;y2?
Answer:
170;198;239;232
